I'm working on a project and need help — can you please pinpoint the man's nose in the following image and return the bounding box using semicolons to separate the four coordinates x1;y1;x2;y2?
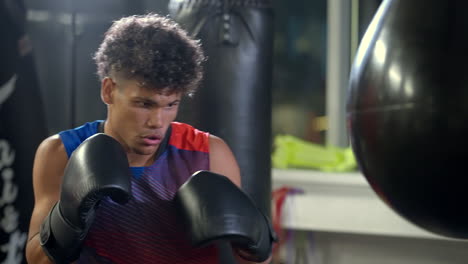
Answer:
147;108;164;128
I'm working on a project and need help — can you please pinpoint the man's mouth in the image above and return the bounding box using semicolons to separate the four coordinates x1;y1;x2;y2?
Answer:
141;135;162;145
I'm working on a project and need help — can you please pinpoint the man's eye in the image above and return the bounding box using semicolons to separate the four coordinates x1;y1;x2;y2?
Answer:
166;102;179;108
137;101;151;108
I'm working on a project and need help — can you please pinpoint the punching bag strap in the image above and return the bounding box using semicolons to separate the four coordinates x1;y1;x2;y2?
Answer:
220;0;238;45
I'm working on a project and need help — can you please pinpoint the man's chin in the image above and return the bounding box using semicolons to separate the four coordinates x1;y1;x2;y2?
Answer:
134;151;153;156
134;145;158;156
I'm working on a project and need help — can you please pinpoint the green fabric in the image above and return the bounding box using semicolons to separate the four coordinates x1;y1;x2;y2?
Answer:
272;134;357;172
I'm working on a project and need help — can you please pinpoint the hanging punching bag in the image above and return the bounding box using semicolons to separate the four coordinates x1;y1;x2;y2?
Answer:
347;0;468;238
0;1;48;262
169;0;274;216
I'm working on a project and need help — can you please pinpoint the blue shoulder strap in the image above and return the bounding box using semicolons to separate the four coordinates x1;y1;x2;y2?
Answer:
58;120;103;158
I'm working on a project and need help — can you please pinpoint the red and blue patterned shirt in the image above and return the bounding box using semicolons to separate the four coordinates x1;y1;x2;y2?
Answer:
58;121;219;264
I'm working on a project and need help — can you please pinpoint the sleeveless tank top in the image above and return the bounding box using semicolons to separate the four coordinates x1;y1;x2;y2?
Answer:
58;120;219;263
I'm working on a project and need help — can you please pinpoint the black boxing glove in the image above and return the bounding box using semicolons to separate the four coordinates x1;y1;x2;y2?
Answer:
40;133;131;263
175;171;277;262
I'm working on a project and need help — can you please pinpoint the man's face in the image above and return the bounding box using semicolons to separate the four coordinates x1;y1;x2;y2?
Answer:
104;77;181;158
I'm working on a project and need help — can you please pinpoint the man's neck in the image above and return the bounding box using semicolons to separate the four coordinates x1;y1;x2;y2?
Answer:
127;152;158;167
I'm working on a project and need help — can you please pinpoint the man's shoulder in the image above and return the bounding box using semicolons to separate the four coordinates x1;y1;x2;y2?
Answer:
170;122;210;138
58;120;103;157
169;122;209;152
36;134;67;162
171;121;205;132
41;134;63;148
59;120;103;136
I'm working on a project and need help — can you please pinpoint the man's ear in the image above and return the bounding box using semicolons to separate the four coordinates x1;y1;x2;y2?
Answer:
101;77;115;105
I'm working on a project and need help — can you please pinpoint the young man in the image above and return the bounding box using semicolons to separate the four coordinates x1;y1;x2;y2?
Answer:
25;14;274;263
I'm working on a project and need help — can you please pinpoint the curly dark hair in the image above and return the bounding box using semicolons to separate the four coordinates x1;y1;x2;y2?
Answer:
94;14;205;96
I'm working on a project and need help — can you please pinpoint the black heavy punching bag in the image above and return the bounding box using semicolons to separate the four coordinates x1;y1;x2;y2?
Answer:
169;0;274;216
347;0;468;238
0;0;48;262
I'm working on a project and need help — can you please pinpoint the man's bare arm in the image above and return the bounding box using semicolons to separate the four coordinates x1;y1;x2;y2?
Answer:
209;135;273;264
25;135;68;264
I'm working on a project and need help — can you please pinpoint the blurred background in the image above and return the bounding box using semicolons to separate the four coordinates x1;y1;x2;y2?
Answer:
23;0;378;144
3;0;468;263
